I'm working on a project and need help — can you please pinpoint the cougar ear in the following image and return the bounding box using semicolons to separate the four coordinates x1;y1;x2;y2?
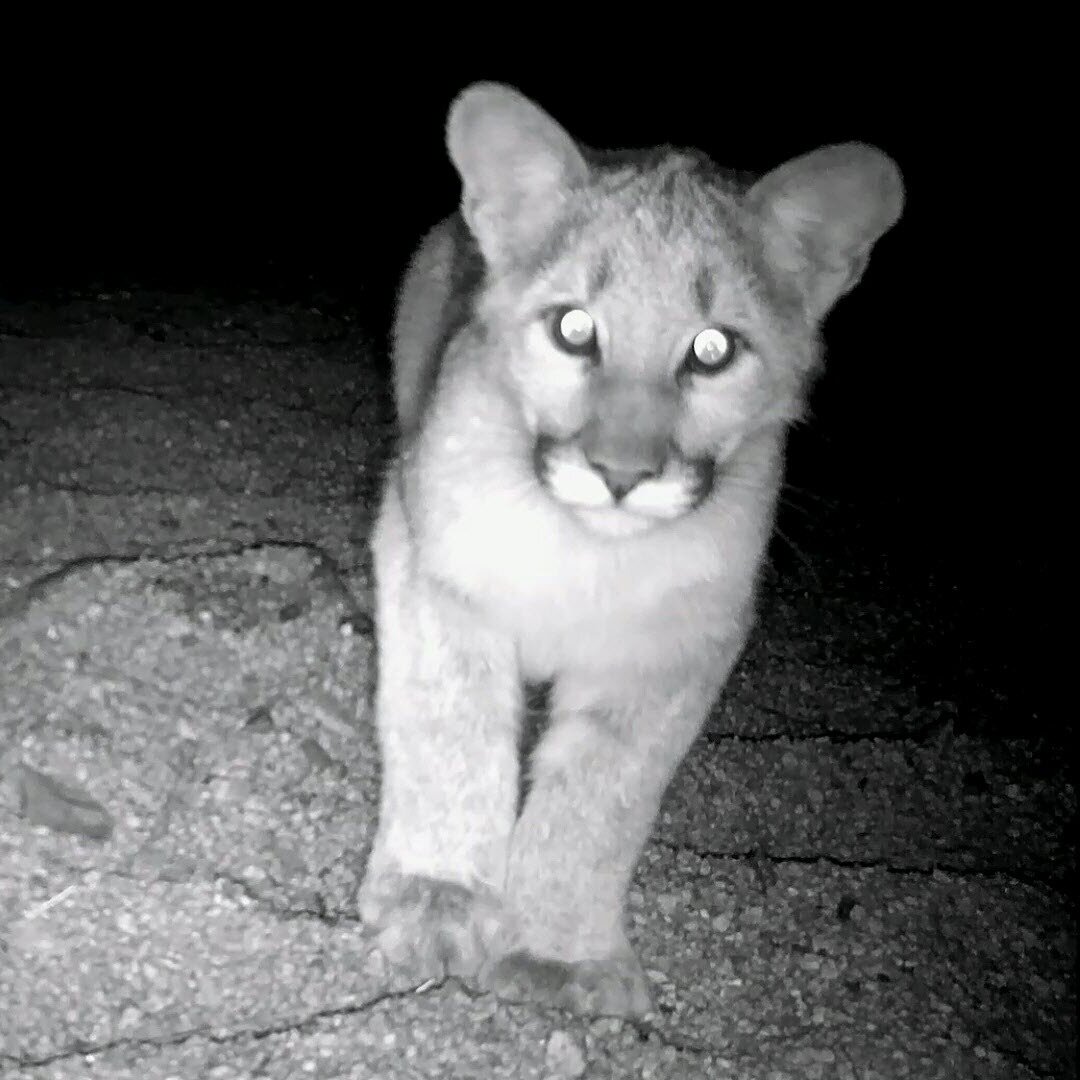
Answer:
446;82;589;264
749;143;904;320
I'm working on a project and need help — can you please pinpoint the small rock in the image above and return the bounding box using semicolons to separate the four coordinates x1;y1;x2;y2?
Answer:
278;599;309;623
656;892;680;917
117;1002;143;1032
245;705;275;732
16;764;113;840
300;737;347;779
545;1029;586;1078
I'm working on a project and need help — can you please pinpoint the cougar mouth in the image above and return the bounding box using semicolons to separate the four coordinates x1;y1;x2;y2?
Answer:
533;433;715;526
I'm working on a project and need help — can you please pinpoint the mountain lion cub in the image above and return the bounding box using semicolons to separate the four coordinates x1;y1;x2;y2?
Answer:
360;83;903;1016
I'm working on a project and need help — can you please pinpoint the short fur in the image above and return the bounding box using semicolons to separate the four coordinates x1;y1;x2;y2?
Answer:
360;83;903;1016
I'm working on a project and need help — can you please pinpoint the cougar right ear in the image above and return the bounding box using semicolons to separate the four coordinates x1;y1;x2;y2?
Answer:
446;82;589;264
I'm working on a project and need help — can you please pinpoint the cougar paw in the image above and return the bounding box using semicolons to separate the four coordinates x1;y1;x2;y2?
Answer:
359;873;494;987
485;948;652;1017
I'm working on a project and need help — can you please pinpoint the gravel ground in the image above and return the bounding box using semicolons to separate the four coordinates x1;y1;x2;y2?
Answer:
0;290;1073;1079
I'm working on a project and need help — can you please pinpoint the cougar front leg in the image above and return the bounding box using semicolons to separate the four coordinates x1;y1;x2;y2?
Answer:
360;496;520;984
487;663;734;1016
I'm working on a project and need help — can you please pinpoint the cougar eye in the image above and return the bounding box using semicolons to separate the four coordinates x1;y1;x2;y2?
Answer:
685;327;740;375
550;306;598;357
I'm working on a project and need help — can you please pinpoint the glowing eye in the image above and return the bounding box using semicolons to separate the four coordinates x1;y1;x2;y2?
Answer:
551;307;597;356
688;327;739;374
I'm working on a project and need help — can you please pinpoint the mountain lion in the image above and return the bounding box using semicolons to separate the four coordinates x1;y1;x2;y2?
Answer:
359;82;903;1017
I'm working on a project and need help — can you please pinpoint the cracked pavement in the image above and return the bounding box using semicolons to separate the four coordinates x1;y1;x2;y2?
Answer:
0;289;1073;1079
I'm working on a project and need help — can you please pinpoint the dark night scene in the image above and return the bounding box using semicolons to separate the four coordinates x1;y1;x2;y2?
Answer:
0;64;1070;1080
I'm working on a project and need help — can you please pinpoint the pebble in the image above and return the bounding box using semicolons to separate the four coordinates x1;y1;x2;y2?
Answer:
545;1029;587;1078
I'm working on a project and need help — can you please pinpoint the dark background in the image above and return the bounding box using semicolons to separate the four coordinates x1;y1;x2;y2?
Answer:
2;62;1048;733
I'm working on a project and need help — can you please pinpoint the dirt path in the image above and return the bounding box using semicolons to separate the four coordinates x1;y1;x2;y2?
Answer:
0;291;1073;1079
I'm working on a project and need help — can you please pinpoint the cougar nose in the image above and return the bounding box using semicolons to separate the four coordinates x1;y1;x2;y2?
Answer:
586;459;660;501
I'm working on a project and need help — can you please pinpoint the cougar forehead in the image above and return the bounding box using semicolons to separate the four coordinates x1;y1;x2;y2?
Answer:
479;149;816;390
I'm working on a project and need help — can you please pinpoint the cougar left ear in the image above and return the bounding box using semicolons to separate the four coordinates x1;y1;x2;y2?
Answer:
446;83;589;264
749;143;904;320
